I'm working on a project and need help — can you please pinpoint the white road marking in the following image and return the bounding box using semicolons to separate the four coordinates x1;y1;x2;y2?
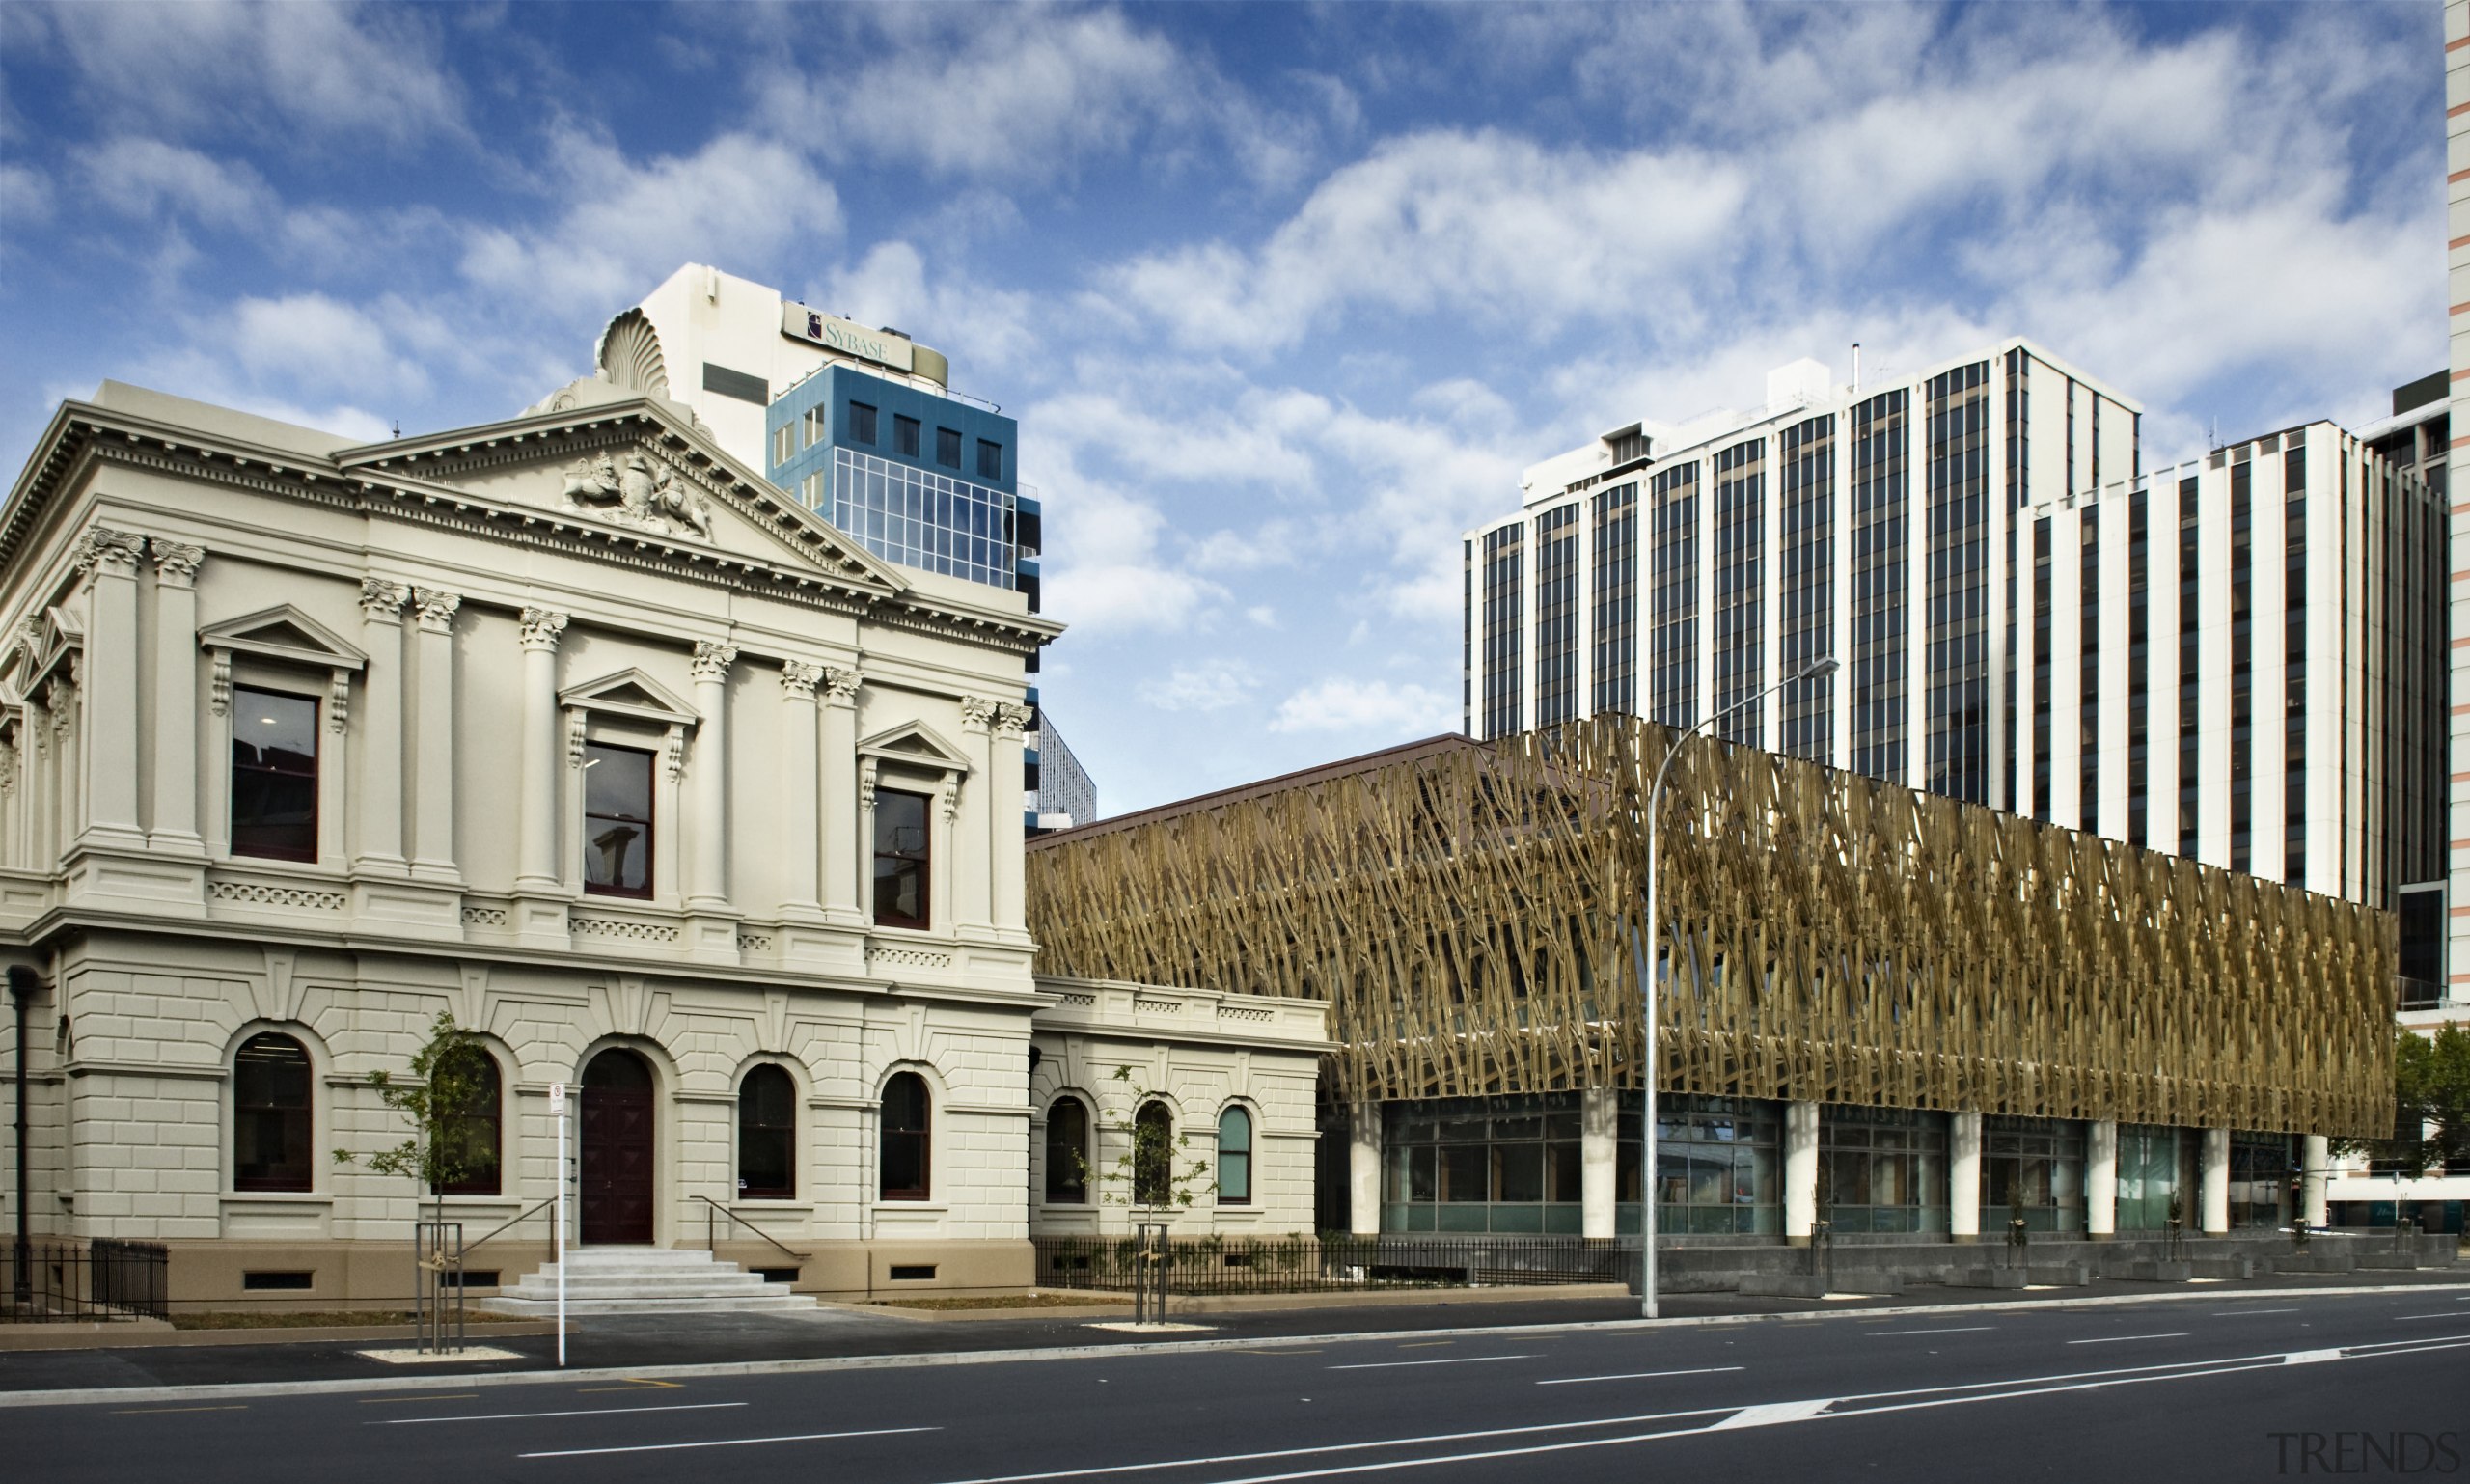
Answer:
520;1425;937;1459
2210;1307;2298;1316
2284;1350;2343;1364
1325;1354;1537;1371
1706;1398;1832;1431
2393;1313;2459;1321
382;1401;746;1425
2067;1333;2189;1345
1866;1326;1994;1336
1537;1366;1745;1387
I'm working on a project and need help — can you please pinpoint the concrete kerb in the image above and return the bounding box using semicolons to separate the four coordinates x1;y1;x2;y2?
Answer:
2;1278;2463;1411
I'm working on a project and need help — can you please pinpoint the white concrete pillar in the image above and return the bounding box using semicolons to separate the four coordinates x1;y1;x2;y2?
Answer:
147;540;204;854
956;700;996;930
777;663;824;919
408;590;460;882
1348;1102;1381;1236
2301;1133;2330;1228
991;703;1031;939
75;528;146;847
352;580;409;872
1784;1099;1820;1240
513;607;567;893
1580;1086;1618;1239
819;668;863;926
2199;1126;2231;1235
2086;1118;2119;1238
1949;1110;1983;1240
685;641;736;912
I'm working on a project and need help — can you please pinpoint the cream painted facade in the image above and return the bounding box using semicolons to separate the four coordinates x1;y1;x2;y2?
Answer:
0;375;1325;1305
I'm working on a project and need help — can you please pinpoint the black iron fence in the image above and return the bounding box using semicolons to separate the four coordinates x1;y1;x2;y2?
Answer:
1;1238;170;1323
1032;1234;1634;1298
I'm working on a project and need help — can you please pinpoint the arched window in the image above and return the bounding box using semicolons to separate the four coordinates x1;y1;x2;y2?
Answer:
738;1064;796;1199
1044;1096;1089;1203
233;1032;312;1192
880;1072;931;1200
1133;1101;1174;1208
435;1049;503;1196
1217;1107;1253;1205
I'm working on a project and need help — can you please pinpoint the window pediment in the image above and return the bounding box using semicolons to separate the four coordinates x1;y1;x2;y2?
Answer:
857;719;972;777
559;668;700;728
200;605;368;673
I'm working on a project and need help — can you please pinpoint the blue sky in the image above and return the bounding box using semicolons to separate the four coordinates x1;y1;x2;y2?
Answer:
0;1;2445;814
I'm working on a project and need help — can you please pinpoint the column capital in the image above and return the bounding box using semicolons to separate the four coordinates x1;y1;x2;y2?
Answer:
414;588;463;632
149;538;205;589
819;666;861;704
71;526;146;577
781;660;825;699
518;607;568;650
690;640;738;681
960;697;999;732
358;578;411;620
993;702;1033;738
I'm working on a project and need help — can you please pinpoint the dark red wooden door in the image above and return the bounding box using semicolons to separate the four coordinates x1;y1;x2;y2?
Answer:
580;1086;654;1244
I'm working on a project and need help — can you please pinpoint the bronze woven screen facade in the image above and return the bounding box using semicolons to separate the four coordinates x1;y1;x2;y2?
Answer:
1026;717;2393;1139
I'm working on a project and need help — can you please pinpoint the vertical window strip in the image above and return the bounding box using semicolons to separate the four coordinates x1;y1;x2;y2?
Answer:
1713;438;1766;746
2079;508;2100;833
1779;416;1835;760
2283;445;2306;884
1534;505;1581;728
2177;477;2201;859
1591;484;1638;718
2229;457;2253;874
2127;482;2150;848
2032;517;2052;820
2003;351;2028;809
1481;525;1525;738
1649;464;1700;730
1850;390;1908;782
1924;362;1991;802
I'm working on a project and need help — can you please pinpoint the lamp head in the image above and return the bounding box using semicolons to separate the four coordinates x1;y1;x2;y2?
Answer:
1798;656;1840;680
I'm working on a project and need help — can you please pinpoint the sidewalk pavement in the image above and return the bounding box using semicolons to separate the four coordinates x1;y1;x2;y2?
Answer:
1;1263;2463;1398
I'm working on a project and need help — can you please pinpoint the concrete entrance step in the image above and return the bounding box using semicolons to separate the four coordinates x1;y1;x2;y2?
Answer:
480;1246;814;1315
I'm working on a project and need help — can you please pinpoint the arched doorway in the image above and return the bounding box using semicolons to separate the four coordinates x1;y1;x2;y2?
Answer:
581;1049;655;1245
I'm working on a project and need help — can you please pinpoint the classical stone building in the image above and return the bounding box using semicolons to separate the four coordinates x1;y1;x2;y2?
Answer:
0;377;1325;1307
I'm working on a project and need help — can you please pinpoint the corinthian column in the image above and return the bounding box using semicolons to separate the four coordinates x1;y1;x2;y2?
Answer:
777;662;824;920
408;590;461;883
818;668;864;927
514;608;567;893
353;580;410;872
148;540;205;855
989;702;1031;939
74;528;147;848
685;641;736;913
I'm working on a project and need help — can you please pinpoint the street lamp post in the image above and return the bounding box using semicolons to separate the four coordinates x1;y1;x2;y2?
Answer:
1630;655;1836;1320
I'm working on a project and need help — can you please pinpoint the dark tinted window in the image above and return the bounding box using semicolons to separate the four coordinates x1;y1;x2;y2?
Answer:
738;1064;796;1199
1045;1096;1089;1202
975;439;1002;481
873;788;930;928
234;1032;313;1192
435;1051;502;1196
895;415;920;457
1134;1101;1173;1206
1218;1107;1252;1204
232;686;318;861
583;742;653;897
880;1071;930;1199
849;402;879;444
935;426;962;468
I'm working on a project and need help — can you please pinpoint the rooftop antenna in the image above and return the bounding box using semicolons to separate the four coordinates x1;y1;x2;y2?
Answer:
391;420;401;440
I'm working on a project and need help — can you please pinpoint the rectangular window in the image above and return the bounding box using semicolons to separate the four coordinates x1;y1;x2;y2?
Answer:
803;407;827;447
826;446;1020;591
2229;456;2253;874
873;788;932;928
231;685;319;862
848;401;879;445
936;426;962;468
2032;517;2052;819
1712;438;1766;746
700;362;768;405
1648;463;1700;729
1923;361;1991;803
1850;390;1909;782
1480;524;1524;737
976;439;1003;481
2178;476;2201;858
1778;415;1834;760
895;414;921;457
2283;445;2307;884
2127;481;2150;847
582;742;654;898
1534;504;1579;727
1591;483;1638;717
772;424;793;467
2079;507;2099;832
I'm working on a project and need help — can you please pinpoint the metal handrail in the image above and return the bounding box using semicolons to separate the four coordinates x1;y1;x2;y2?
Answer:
462;1197;555;1254
692;1195;810;1263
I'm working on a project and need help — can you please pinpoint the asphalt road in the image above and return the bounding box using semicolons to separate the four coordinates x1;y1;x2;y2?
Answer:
6;1287;2465;1483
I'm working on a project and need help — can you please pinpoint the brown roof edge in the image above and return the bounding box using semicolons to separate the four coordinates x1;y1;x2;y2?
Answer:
1029;733;1485;845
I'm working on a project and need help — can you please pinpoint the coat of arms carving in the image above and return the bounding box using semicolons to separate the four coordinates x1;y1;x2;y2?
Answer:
557;450;716;540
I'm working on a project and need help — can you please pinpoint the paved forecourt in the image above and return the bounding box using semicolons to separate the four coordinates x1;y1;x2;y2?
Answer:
2;1285;2463;1484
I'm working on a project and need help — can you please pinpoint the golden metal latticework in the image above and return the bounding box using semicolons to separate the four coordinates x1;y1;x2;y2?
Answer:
1026;717;2394;1138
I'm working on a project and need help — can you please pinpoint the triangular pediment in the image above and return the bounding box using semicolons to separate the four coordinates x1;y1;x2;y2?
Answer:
199;604;368;672
857;719;973;774
560;667;698;727
331;398;908;596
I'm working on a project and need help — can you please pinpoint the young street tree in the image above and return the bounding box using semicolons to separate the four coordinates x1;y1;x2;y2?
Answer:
332;1010;499;1222
2344;1026;2470;1178
1101;1064;1214;1217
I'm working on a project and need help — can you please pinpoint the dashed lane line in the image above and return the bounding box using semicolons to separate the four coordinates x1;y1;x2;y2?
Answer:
2067;1333;2190;1345
378;1401;748;1425
1326;1355;1537;1371
519;1424;939;1460
1537;1366;1745;1387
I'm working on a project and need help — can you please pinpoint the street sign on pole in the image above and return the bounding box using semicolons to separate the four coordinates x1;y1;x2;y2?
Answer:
550;1083;567;1367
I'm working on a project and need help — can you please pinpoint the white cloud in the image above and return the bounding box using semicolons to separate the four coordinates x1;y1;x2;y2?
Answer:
75;138;274;228
1269;677;1455;736
33;1;465;148
810;240;1037;383
1245;605;1277;628
1140;658;1259;713
0;163;52;228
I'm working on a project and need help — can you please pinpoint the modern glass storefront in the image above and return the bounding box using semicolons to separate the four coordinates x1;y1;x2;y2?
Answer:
1383;1095;1585;1233
1821;1106;1950;1232
2229;1131;2294;1228
1982;1114;2085;1233
1653;1095;1782;1234
2115;1123;2188;1230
